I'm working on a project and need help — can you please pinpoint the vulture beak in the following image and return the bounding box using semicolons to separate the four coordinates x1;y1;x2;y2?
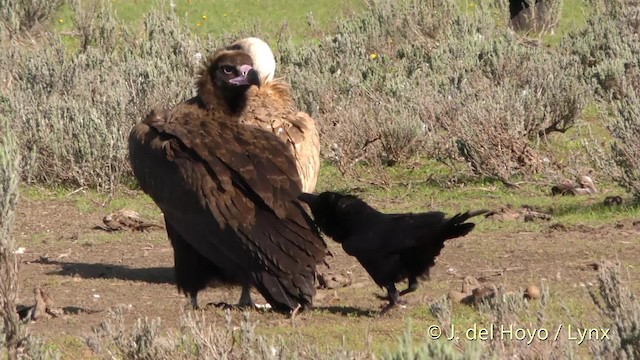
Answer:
229;64;261;87
298;193;318;206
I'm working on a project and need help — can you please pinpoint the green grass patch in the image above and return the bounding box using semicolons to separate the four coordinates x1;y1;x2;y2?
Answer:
21;184;161;219
542;0;589;46
51;0;365;43
314;161;640;232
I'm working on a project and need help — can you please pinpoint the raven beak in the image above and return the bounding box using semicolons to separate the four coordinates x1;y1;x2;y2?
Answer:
298;193;318;206
229;64;261;87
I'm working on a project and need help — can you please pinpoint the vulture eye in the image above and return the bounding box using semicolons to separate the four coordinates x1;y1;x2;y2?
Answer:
222;66;234;75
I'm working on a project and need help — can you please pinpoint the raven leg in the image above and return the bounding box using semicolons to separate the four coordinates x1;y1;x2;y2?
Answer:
379;284;405;315
399;276;419;296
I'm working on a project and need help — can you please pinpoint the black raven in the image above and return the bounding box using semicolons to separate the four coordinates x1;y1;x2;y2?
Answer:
299;191;487;313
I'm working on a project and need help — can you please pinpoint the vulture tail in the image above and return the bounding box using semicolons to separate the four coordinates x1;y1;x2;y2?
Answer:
252;271;315;312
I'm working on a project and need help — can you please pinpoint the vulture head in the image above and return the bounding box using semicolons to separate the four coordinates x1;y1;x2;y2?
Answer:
198;49;261;113
227;37;276;83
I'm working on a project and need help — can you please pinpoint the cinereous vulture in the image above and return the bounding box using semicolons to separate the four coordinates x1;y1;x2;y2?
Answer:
225;37;321;193
129;48;327;313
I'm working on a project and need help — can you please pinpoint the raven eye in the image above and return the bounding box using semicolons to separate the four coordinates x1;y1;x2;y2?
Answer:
222;66;234;75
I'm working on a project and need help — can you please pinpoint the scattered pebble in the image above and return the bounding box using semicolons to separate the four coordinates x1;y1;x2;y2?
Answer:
447;277;496;306
462;276;480;293
317;271;352;289
472;286;495;305
447;290;469;303
603;196;623;207
524;285;540;300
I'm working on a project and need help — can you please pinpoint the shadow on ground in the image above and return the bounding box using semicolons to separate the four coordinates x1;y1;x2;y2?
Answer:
41;259;174;285
315;306;376;317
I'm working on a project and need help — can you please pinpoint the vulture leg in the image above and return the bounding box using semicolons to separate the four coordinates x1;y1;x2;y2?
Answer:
213;285;259;310
213;285;276;310
399;276;419;296
166;220;209;310
190;294;199;310
237;285;255;308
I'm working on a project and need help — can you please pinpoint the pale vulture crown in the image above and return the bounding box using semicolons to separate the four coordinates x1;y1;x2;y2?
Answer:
230;37;276;83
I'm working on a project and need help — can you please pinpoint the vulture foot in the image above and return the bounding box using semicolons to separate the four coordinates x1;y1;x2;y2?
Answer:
208;301;272;311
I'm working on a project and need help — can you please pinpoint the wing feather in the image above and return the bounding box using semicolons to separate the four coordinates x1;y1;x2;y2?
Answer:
129;105;326;311
240;80;321;193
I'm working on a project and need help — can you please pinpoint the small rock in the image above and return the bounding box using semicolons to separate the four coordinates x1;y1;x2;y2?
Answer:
485;204;551;222
548;223;567;231
604;196;623;207
462;276;479;293
472;286;495;305
586;260;616;271
484;205;521;221
317;271;352;289
447;290;470;303
524;285;541;300
551;175;597;196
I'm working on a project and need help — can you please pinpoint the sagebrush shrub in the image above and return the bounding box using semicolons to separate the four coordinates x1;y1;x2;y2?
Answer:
86;308;367;359
561;0;640;101
588;263;640;359
0;116;22;360
0;0;62;38
3;8;211;191
1;0;631;191
608;84;640;200
564;0;640;199
278;0;586;183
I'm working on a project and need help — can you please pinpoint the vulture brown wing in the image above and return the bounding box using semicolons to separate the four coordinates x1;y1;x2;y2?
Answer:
153;104;303;219
280;112;321;193
129;105;326;310
241;81;321;193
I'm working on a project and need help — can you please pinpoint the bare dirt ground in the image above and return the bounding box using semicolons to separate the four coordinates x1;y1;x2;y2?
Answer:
11;192;640;358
